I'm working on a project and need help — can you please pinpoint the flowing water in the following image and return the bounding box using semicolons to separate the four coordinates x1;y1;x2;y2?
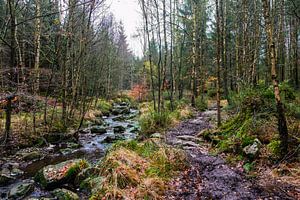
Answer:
0;102;139;199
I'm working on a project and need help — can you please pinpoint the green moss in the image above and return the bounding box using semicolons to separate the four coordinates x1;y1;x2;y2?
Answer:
96;99;112;115
66;160;89;179
52;188;79;200
243;162;255;173
34;170;48;188
267;140;281;156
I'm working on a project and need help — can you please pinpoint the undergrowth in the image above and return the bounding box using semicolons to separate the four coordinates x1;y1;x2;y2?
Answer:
203;82;300;163
88;140;187;200
139;100;194;137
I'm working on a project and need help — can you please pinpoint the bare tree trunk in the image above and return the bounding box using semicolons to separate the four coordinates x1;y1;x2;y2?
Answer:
140;0;156;111
34;0;41;93
262;0;288;155
8;0;16;88
216;0;222;126
191;2;199;107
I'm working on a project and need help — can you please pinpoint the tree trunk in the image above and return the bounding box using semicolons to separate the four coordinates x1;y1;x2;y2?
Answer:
216;0;222;126
262;0;289;155
34;0;41;93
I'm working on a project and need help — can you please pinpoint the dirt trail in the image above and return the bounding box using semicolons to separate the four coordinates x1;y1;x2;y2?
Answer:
165;111;297;200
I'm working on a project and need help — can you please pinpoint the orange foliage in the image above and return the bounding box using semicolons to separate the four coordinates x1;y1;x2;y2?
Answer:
129;84;148;101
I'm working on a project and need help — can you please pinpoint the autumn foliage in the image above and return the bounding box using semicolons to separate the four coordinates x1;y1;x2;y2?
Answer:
129;84;148;101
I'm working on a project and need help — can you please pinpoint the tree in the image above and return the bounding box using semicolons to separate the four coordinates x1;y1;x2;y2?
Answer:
262;0;289;155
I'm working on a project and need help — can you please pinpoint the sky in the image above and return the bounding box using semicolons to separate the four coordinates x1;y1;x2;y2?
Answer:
109;0;143;57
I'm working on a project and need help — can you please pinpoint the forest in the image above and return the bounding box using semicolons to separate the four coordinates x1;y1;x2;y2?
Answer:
0;0;299;199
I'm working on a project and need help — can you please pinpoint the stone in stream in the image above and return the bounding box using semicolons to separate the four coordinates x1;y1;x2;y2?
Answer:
34;159;89;189
119;102;129;107
8;180;34;199
103;134;125;143
19;151;42;161
112;107;130;115
0;170;15;186
113;126;126;133
52;188;79;200
130;126;140;133
112;115;126;121
11;168;24;177
90;126;107;134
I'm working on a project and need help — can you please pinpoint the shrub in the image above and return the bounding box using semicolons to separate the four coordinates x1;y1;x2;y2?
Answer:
139;111;172;136
96;99;112;115
267;140;281;156
207;88;217;98
195;96;208;111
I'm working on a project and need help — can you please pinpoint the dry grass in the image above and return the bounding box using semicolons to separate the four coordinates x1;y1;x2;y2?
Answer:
89;140;187;200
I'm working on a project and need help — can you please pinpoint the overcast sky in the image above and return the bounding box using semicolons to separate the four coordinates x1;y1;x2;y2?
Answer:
109;0;143;57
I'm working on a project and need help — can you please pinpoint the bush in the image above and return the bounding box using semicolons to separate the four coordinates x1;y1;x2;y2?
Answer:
207;88;217;98
96;99;112;115
139;111;172;136
195;96;208;111
279;81;296;101
267;140;281;156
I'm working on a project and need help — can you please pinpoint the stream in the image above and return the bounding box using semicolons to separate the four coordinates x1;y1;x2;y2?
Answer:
0;102;140;199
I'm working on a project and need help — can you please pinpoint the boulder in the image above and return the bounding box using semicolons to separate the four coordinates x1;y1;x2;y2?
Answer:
74;167;101;186
103;134;124;143
90;126;107;135
11;168;24;177
113;126;126;133
52;188;79;200
8;180;34;199
35;159;89;189
112;108;122;115
119;102;129;107
80;177;104;193
130;125;140;133
112;116;126;121
112;107;130;115
243;139;262;158
21;151;42;161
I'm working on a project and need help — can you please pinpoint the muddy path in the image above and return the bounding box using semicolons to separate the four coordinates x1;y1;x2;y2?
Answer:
165;110;298;200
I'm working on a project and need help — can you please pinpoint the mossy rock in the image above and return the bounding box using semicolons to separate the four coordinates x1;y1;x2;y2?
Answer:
79;176;104;193
90;126;107;134
113;126;126;133
22;151;42;161
0;173;15;186
74;167;101;186
8;180;34;199
52;188;79;200
35;159;89;189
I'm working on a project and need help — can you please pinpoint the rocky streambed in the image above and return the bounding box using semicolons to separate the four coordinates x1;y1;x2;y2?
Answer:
0;102;140;199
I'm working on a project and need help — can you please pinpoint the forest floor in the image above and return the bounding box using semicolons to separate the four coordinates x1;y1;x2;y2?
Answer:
164;109;300;200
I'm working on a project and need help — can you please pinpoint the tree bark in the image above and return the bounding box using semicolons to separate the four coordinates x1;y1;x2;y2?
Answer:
262;0;289;155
